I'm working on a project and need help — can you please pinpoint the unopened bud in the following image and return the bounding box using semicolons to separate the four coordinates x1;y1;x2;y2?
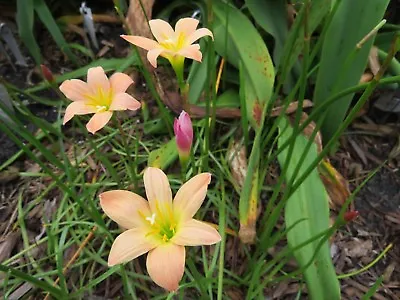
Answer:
41;64;54;83
343;210;359;223
174;110;193;160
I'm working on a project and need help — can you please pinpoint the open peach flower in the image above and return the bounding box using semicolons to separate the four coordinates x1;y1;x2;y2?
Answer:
99;167;221;291
59;66;141;134
121;17;213;68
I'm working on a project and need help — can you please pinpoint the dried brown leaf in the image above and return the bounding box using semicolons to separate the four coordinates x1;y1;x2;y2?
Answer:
0;166;19;183
0;231;19;263
368;46;380;76
345;239;373;258
319;160;351;208
227;140;247;189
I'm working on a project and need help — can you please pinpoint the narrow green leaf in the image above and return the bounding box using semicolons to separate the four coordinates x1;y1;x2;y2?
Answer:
280;0;332;89
148;138;178;170
313;0;390;141
0;264;65;298
277;117;340;300
33;0;79;64
361;276;383;300
16;0;41;65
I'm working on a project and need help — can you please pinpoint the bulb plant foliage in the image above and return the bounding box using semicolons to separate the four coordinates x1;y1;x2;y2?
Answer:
2;2;395;298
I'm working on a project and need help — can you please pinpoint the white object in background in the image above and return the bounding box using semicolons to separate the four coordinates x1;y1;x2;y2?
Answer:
0;23;28;67
79;2;99;49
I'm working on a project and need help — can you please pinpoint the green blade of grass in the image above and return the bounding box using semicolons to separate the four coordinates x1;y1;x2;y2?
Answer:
0;264;66;298
33;0;79;65
279;0;332;90
313;0;390;141
16;0;41;65
148;138;178;170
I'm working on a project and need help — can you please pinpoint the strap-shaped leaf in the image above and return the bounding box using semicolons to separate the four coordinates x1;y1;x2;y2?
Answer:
213;0;275;129
277;117;340;299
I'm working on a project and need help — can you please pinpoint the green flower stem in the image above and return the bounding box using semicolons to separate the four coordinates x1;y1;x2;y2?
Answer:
170;56;190;112
178;153;189;182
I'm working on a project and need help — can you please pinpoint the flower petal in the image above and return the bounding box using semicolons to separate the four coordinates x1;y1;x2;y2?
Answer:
86;111;113;134
108;228;158;266
63;101;96;125
149;19;175;43
147;48;164;68
187;28;214;45
172;219;221;246
87;66;110;92
143;167;173;216
175;17;199;37
99;190;151;229
177;44;202;62
110;73;133;93
173;173;211;220
120;35;160;51
59;79;91;102
146;243;185;291
109;93;141;111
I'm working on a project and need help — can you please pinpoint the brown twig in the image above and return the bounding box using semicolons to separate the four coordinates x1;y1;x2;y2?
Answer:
43;226;98;300
216;58;225;93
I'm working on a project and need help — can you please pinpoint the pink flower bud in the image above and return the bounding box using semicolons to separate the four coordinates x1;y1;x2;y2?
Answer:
343;210;359;223
174;111;193;157
40;64;54;83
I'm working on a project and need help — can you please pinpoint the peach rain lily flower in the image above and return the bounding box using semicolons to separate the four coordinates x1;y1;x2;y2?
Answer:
59;66;141;134
120;17;213;69
99;167;221;291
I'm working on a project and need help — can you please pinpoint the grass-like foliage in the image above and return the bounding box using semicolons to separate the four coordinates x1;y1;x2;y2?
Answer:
1;0;399;298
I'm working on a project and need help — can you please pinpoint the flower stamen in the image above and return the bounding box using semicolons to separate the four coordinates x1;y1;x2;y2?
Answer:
146;213;156;225
96;105;108;112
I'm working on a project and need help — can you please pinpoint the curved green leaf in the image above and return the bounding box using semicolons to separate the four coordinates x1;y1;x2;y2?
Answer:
277;117;340;300
245;0;288;67
16;0;41;65
148;138;178;170
313;0;390;141
213;0;275;129
33;0;79;65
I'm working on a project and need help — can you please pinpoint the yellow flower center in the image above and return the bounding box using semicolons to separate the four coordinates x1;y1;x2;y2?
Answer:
96;105;107;112
143;201;178;243
84;87;113;110
159;33;187;52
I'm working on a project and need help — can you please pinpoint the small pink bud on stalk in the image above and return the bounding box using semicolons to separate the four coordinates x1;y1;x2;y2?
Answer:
343;210;359;223
174;111;193;168
40;64;54;83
